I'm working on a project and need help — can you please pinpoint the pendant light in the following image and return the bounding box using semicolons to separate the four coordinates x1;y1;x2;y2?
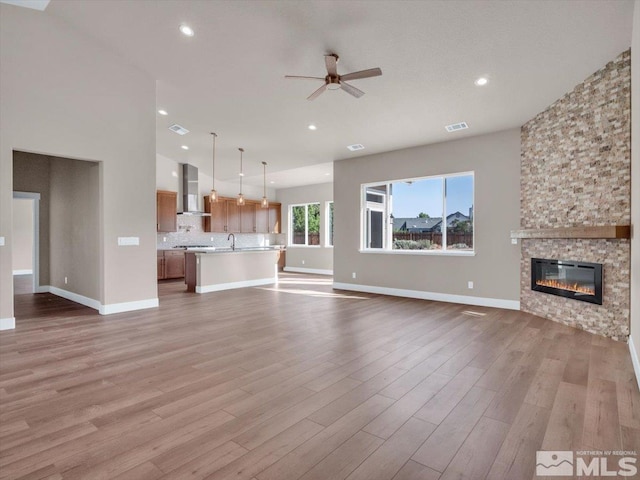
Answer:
261;161;269;209
209;132;218;204
237;148;245;206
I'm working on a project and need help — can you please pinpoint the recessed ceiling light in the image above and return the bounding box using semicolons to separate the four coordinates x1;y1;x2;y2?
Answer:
158;109;168;116
474;77;488;86
179;24;195;37
270;181;275;184
325;173;331;176
308;124;317;131
181;145;189;150
347;144;365;151
239;173;244;177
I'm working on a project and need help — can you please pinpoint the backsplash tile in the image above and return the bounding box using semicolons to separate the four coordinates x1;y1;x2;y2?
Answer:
157;215;285;249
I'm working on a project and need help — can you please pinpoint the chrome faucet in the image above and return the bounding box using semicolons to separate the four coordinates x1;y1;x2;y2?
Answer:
227;233;235;251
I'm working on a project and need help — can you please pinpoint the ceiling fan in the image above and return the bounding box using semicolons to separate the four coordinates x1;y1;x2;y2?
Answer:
285;54;382;100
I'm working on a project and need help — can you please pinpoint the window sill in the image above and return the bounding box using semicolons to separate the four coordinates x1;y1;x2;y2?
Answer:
287;245;321;249
358;249;476;257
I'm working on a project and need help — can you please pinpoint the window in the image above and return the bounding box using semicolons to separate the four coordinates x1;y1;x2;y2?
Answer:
362;172;474;253
290;203;320;246
327;202;334;246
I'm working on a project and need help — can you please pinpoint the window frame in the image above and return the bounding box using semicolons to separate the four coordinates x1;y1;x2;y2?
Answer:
289;202;321;248
360;171;475;256
326;201;334;248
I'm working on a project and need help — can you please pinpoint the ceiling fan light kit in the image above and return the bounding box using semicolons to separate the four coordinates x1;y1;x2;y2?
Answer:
285;53;382;101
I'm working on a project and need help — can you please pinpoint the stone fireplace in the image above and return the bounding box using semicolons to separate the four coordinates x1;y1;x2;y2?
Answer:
519;49;631;341
531;258;602;305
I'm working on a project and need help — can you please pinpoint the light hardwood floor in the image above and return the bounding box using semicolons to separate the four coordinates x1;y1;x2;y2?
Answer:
1;273;638;479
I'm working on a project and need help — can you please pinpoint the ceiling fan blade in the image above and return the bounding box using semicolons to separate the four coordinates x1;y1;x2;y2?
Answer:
325;54;338;76
285;75;325;80
340;81;365;98
307;84;327;101
340;67;382;81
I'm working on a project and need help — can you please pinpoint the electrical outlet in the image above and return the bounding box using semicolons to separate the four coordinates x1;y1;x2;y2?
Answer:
210;237;214;241
302;260;305;265
468;281;474;289
64;276;68;285
352;272;357;279
511;238;518;245
163;236;167;242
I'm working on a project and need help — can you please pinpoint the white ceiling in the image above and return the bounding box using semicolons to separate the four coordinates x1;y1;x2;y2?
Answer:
46;0;633;188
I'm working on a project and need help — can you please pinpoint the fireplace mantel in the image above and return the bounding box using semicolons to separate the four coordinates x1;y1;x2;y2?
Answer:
511;225;631;240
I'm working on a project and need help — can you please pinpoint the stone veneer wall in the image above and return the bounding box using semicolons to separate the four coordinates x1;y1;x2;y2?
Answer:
520;49;631;341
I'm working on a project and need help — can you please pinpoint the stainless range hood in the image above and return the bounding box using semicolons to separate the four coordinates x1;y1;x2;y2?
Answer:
178;164;211;216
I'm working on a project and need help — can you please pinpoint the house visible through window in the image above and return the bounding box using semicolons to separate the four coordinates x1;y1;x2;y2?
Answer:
362;172;474;252
290;203;320;246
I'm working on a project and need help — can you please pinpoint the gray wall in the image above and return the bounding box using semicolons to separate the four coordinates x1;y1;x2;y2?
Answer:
333;128;521;304
277;182;333;273
0;3;156;321
11;198;33;273
13;152;51;286
49;158;100;301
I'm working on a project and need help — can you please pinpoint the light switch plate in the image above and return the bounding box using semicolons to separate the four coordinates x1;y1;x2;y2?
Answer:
118;237;140;246
511;238;518;245
0;236;4;246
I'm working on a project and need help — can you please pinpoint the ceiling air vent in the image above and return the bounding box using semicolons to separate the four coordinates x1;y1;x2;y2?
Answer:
169;124;190;135
347;144;365;151
445;122;469;133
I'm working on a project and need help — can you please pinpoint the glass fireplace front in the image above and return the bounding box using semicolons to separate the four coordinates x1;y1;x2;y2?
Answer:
531;258;603;305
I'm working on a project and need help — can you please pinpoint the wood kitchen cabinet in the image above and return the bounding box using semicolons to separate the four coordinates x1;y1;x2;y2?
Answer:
269;203;281;234
255;204;269;233
202;196;281;234
157;250;185;280
203;195;228;232
157;190;177;232
241;201;256;233
226;200;241;233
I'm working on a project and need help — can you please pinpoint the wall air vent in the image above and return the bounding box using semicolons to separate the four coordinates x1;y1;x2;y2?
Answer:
445;122;469;133
169;124;190;135
347;144;365;151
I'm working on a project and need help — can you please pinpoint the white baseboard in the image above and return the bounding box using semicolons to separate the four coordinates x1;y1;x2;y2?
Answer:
41;285;158;316
196;277;276;294
332;282;521;311
629;336;640;391
0;317;16;331
100;298;159;315
48;286;101;311
284;267;333;276
13;269;33;275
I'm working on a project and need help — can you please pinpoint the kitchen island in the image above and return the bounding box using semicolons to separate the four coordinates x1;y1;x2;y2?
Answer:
184;248;280;293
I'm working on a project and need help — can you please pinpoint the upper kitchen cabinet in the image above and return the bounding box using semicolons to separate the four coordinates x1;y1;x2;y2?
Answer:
240;201;257;233
203;195;228;232
269;203;281;234
157;190;177;232
255;204;269;233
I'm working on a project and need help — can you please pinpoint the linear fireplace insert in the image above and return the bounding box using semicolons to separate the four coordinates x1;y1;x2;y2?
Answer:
531;258;603;305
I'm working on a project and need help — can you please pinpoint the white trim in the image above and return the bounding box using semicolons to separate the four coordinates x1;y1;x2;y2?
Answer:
13;269;33;275
0;317;16;331
13;191;40;294
359;249;475;257
196;277;276;294
48;286;101;311
99;298;159;315
284;267;333;276
39;285;158;315
629;336;640;390
332;282;520;310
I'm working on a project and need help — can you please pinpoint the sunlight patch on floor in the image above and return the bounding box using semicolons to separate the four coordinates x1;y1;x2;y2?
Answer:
257;287;368;300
